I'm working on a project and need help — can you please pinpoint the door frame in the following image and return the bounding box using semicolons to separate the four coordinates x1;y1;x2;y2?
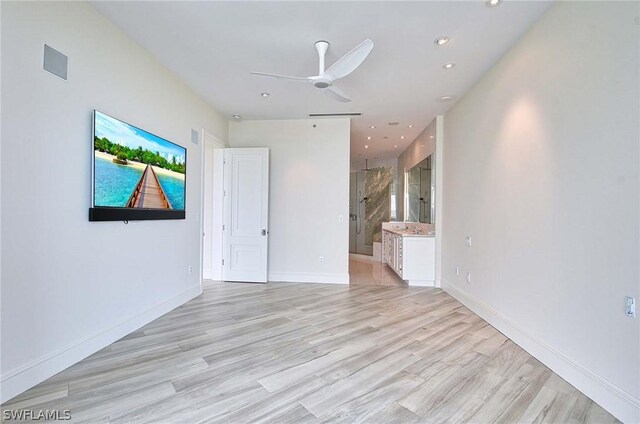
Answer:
200;129;226;286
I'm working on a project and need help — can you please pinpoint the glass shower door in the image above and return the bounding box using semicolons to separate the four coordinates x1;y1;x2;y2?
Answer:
349;167;393;255
349;170;372;255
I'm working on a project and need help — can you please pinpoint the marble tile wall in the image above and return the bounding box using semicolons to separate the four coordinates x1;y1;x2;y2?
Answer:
364;167;393;245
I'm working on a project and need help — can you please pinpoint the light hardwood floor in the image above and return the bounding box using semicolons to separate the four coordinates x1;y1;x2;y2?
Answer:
2;278;619;423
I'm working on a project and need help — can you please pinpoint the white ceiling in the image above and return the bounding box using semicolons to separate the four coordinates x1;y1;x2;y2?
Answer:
91;1;552;161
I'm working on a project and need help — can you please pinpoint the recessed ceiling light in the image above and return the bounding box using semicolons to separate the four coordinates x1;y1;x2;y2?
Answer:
443;63;456;69
434;36;450;46
430;135;435;139
260;92;270;97
394;145;398;148
400;136;405;139
485;0;502;7
438;95;456;102
408;124;413;128
232;114;241;119
388;121;399;126
367;136;371;140
365;145;369;149
369;125;376;129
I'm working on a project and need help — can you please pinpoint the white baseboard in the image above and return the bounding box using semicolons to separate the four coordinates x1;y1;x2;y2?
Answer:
268;271;349;285
442;279;640;424
408;280;435;287
434;278;442;289
1;284;202;404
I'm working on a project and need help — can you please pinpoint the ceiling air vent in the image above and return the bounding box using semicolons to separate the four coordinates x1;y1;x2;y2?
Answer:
308;113;362;117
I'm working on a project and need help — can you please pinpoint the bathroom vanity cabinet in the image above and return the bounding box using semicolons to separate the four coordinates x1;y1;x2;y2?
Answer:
382;227;435;286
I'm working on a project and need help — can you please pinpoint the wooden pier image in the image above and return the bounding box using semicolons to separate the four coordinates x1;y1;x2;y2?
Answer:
126;165;173;209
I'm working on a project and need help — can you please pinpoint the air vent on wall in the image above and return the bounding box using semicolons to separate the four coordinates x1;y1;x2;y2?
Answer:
308;113;362;117
43;44;68;80
191;129;199;145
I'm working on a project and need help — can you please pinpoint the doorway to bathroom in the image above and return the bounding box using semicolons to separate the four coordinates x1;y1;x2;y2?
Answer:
349;164;395;257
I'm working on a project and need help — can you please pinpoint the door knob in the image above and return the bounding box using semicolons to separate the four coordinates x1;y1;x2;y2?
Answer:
262;229;268;236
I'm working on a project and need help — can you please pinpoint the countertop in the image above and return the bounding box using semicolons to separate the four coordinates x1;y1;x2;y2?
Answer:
383;228;435;237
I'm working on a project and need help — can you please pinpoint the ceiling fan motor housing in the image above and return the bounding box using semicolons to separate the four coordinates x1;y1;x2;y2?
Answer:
315;40;330;75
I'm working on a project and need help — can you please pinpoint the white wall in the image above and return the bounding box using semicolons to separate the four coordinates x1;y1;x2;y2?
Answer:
397;120;437;221
442;2;639;422
229;119;350;284
1;1;227;402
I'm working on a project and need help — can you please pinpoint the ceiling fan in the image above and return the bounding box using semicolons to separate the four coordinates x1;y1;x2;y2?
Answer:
250;39;374;103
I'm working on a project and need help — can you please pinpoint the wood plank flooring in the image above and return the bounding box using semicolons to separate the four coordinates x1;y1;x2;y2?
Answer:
2;277;619;423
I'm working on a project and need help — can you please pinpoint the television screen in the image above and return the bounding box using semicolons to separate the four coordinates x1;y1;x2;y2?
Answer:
89;111;186;221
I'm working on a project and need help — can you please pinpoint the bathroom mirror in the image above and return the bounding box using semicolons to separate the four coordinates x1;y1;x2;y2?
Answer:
405;155;434;224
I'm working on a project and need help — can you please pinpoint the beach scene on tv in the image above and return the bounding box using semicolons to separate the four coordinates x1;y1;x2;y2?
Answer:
93;111;186;210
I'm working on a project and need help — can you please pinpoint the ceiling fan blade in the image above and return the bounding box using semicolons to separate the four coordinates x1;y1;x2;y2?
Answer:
325;85;351;103
324;39;374;81
250;72;310;82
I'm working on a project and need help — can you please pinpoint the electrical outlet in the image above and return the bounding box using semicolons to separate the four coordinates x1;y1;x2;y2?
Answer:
319;256;324;264
625;296;636;318
466;272;471;284
338;215;344;223
455;266;460;276
465;236;472;247
188;266;193;275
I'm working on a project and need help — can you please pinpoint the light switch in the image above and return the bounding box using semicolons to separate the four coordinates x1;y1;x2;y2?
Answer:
625;296;636;318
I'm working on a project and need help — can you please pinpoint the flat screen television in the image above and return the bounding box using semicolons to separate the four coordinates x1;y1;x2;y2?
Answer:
89;110;186;221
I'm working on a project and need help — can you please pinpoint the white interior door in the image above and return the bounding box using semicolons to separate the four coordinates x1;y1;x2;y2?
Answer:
223;148;269;283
